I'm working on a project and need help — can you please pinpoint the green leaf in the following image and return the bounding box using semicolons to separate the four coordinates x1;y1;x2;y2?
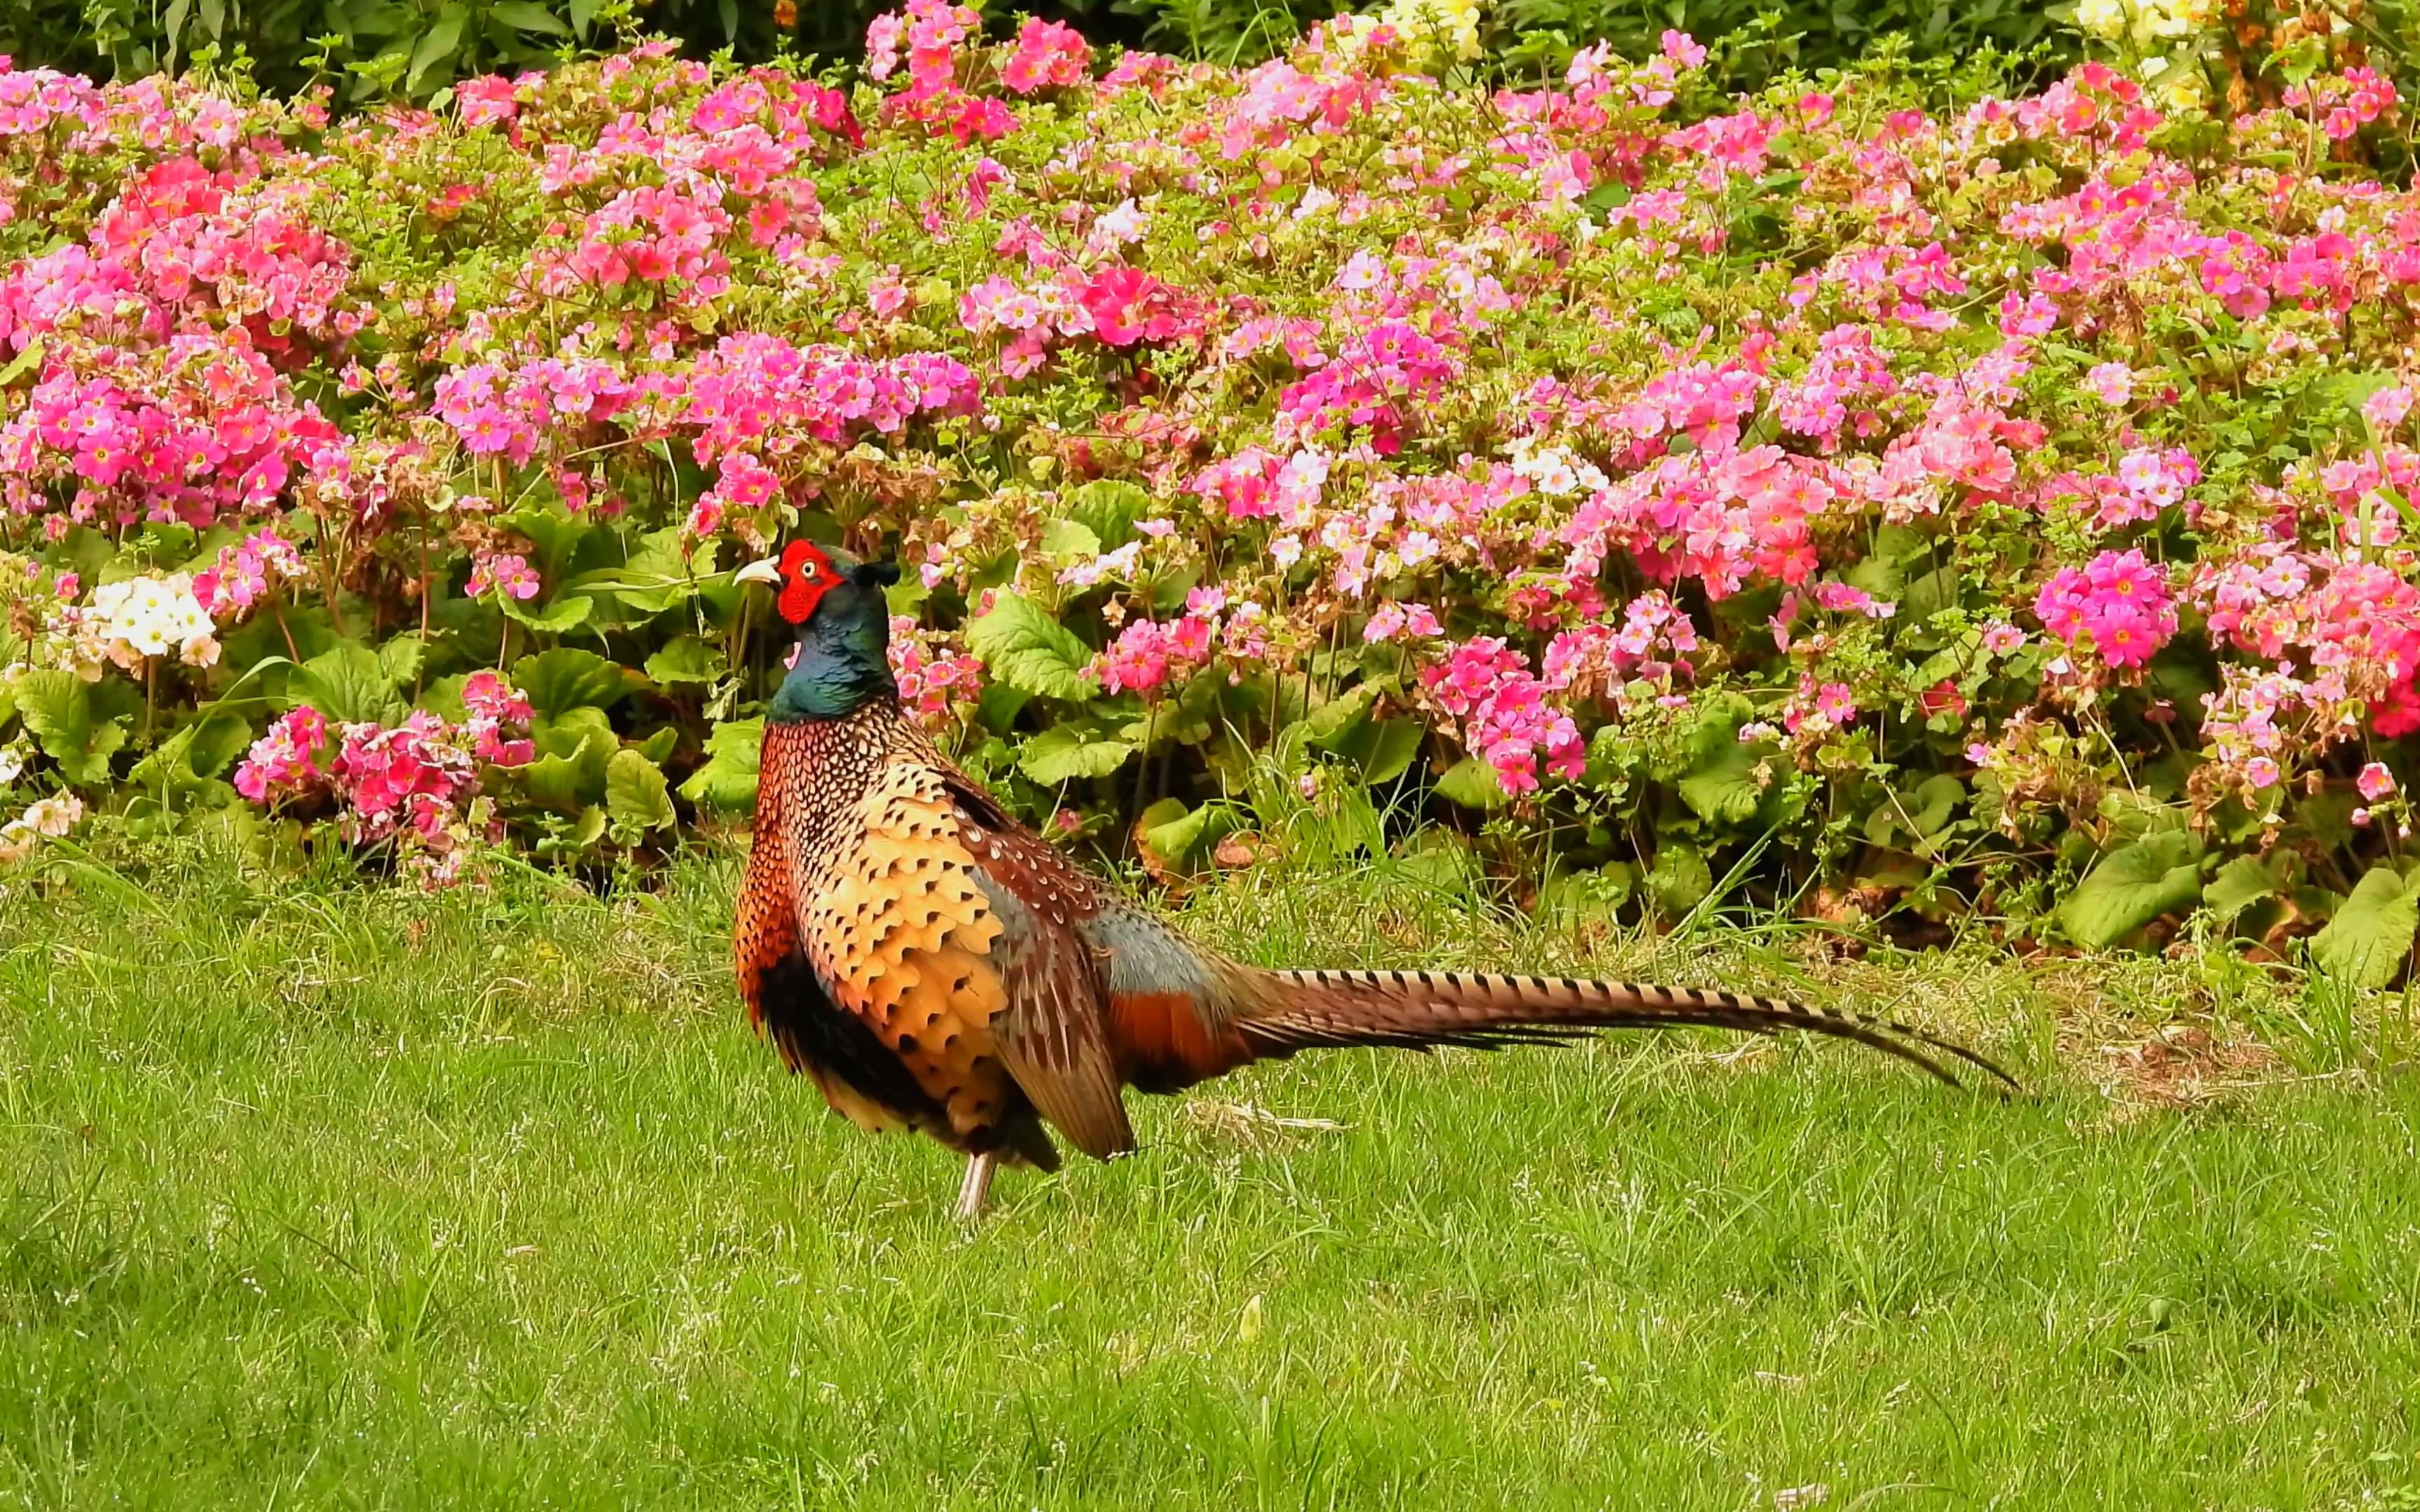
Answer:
1065;480;1150;550
514;648;638;717
1539;863;1634;923
569;805;609;849
2297;790;2358;853
223;604;337;678
533;703;613;759
183;710;253;780
1302;683;1377;745
677;718;761;811
965;592;1094;701
0;336;45;389
1907;774;1964;836
519;729;609;811
1141;799;1242;871
2309;864;2420;990
604;749;676;838
128;712;253;808
377;634;426;691
1433;756;1507;810
1391;831;1475;891
501;591;594;634
1017;725;1136;785
1646;843;1713;916
1038;519;1102;560
565;530;720;616
293;644;406;726
977;682;1032;736
2204;852;2287;925
644;637;725;685
2058;831;2205;949
567;0;595;34
491;0;571;33
1676;735;1765;825
406;4;465;92
1330;717;1423;786
13;670;129;786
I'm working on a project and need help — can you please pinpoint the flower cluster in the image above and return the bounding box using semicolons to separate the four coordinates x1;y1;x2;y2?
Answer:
889;616;987;722
8;10;2420;928
1094;612;1217;696
1379;0;1486;63
191;528;305;619
867;0;1018;142
233;675;536;884
50;573;218;677
2033;550;2179;670
1421;638;1584;794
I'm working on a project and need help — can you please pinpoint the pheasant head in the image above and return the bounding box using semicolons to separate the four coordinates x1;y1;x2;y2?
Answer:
735;539;903;723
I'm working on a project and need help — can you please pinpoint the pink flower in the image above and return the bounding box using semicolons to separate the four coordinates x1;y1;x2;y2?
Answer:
2365;384;2415;434
2084;363;2134;405
2358;761;2398;802
1660;29;1706;69
469;553;541;601
234;706;331;804
2033;550;2178;668
1421;638;1583;794
2245;756;2281;790
1001;16;1090;94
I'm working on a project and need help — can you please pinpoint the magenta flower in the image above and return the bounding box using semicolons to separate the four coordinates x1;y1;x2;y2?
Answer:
234;706;331;804
2033;550;2178;669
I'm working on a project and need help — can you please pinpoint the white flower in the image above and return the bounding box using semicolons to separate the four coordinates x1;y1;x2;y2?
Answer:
23;794;79;838
83;573;218;671
0;792;81;866
0;750;20;784
1094;198;1148;246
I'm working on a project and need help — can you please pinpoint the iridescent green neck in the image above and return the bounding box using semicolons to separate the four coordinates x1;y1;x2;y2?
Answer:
769;589;896;723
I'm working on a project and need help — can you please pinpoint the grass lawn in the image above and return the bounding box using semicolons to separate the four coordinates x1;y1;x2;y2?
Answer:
0;841;2416;1508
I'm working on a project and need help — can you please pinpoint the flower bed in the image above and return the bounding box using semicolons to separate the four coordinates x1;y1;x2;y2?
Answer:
2;9;2419;965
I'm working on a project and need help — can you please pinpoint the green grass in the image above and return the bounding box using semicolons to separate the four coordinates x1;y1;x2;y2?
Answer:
1;841;2417;1508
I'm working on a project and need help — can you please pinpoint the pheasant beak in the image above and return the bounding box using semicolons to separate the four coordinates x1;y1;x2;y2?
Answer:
732;556;784;587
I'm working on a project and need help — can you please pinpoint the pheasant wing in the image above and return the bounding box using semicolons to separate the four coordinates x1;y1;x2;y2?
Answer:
944;787;1134;1161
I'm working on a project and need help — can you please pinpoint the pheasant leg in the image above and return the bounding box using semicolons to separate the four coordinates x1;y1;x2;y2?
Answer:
954;1151;998;1221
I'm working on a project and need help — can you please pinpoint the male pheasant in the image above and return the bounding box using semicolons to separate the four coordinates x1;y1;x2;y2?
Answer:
730;540;2018;1219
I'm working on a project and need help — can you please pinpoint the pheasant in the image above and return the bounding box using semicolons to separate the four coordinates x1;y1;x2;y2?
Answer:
729;540;2019;1219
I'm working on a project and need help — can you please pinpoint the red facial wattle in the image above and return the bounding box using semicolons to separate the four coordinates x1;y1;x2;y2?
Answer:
776;540;835;624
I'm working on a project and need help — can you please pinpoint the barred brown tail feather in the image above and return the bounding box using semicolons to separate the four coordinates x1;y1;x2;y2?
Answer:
1239;968;2022;1093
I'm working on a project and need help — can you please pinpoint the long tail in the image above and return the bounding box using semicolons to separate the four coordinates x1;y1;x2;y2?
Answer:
1234;967;2022;1093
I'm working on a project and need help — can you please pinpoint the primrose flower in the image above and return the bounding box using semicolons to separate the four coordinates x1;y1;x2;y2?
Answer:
80;574;218;672
0;793;83;866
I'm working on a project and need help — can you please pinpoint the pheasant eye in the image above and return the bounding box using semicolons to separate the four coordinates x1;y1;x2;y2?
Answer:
797;561;820;580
